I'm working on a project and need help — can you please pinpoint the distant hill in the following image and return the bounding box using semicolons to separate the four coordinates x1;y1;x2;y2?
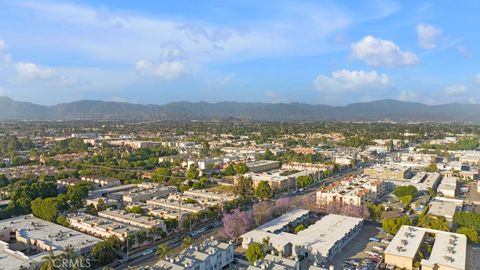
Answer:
1;96;480;122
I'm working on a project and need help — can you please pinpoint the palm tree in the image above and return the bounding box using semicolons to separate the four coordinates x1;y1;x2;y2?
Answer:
156;243;171;259
182;236;193;248
40;251;57;270
61;245;75;260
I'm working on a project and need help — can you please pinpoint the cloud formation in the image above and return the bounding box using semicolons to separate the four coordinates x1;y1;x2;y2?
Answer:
416;24;442;49
136;60;189;81
314;69;392;92
351;36;420;67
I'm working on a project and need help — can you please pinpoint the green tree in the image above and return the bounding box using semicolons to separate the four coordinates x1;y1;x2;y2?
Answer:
394;185;418;198
457;227;479;243
294;224;305;234
67;182;93;208
366;203;384;221
156;243;171;259
187;165;199;180
245;243;266;265
92;236;121;265
400;195;413;207
417;216;449;231
56;215;70;227
127;205;144;214
152;167;171;183
254;181;273;200
31;197;66;222
296;175;313;188
426;162;438;172
382;216;411;235
234;176;253;196
453;212;480;232
182;236;193;248
234;163;249;174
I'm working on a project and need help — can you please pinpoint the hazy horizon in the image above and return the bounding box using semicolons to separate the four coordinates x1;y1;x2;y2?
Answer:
0;1;479;106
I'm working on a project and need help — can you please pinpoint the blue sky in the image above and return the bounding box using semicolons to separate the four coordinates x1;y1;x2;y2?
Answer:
0;0;479;105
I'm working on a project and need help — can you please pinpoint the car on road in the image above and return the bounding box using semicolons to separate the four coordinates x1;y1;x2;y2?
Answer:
368;237;381;242
142;249;153;256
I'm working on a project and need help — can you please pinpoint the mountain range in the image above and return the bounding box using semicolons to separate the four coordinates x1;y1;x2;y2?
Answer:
1;96;479;122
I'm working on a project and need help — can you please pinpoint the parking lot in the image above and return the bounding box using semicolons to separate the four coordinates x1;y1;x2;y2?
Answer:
330;223;392;270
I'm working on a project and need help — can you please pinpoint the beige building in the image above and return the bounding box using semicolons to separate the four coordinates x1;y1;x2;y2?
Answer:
384;226;466;270
437;176;458;198
68;213;139;241
246;160;280;173
316;177;386;207
81;175;121;187
98;209;166;231
363;164;411;180
122;184;175;204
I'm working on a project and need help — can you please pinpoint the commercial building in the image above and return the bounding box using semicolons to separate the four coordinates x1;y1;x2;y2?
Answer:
242;210;363;264
437;177;458;198
246;160;281;173
384;226;466;270
243;170;314;192
68;213;139;241
154;238;234;270
316;177;386;207
0;215;101;270
363;164;412;180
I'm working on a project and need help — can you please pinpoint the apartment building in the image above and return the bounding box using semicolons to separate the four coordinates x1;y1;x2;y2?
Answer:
0;215;101;270
245;160;280;173
316;177;386;207
437;176;458;198
247;254;300;270
242;210;363;264
98;209;167;231
67;213;139;241
363;164;412;180
154;238;234;270
123;184;176;204
81;175;121;188
384;226;466;270
282;162;333;173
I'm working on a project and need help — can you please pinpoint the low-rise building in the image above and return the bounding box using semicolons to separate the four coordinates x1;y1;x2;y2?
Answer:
316;177;386;207
0;215;101;270
247;254;300;270
364;164;412;180
384;226;466;270
68;213;139;241
123;184;175;204
246;160;281;173
81;175;121;187
242;210;363;264
427;198;463;225
98;209;166;231
437;176;458;198
154;238;234;270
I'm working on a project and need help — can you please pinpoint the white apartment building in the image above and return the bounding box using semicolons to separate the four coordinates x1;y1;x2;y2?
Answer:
154;238;234;270
437;176;458;198
384;226;466;270
316;177;386;207
81;175;121;187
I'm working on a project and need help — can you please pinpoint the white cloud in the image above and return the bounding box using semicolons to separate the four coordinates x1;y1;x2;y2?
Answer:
314;69;392;92
15;62;56;80
0;40;11;63
135;60;189;81
444;84;468;96
398;90;418;101
351;36;420;67
0;87;7;96
474;74;480;86
15;62;78;86
416;24;442;49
